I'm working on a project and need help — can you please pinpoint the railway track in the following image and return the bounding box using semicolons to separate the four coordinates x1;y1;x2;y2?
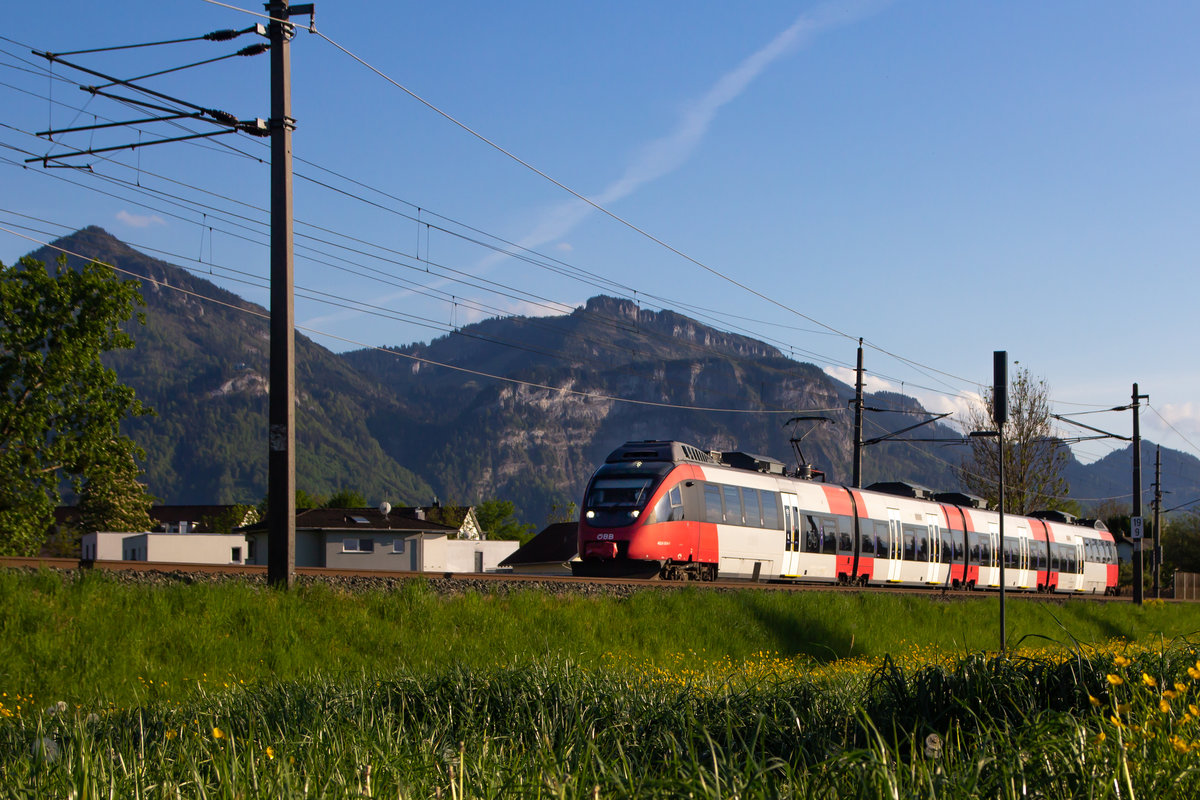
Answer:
0;556;1139;602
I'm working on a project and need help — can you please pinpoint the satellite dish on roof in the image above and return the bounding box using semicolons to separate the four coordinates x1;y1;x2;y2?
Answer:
379;502;391;517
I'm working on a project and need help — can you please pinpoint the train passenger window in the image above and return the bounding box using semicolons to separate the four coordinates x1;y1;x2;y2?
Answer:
723;485;743;525
903;529;916;561
952;530;965;561
743;488;762;527
915;530;928;562
821;517;838;554
876;522;890;556
805;515;821;553
860;527;875;555
704;485;723;523
978;537;990;564
761;492;780;530
941;531;953;563
838;517;853;554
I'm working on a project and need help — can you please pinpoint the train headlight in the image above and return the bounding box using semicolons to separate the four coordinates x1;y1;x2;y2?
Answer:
629;510;640;519
586;510;595;519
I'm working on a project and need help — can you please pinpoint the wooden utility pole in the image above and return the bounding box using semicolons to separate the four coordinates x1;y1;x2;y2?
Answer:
267;0;313;588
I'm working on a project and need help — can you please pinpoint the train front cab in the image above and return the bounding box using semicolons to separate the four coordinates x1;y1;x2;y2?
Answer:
574;459;716;580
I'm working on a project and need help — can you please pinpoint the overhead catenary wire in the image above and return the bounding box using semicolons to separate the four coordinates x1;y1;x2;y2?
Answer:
2;29;1168;421
1;41;970;393
191;8;988;392
2;223;849;418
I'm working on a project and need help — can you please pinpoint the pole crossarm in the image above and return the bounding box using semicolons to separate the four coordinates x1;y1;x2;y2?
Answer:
1050;413;1131;441
24;129;243;165
861;412;952;446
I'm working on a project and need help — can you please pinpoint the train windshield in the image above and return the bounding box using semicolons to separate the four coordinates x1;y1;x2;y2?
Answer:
583;462;672;527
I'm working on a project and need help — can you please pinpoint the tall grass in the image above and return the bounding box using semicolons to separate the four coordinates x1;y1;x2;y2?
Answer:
4;644;1200;798
3;569;1200;707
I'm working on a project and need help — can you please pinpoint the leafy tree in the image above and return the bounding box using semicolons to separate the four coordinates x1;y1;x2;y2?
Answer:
0;255;152;555
475;498;536;544
200;504;261;533
546;501;578;525
77;444;155;534
323;488;368;509
959;367;1068;515
1160;512;1200;577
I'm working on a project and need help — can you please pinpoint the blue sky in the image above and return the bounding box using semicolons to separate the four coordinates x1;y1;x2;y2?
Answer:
2;1;1198;482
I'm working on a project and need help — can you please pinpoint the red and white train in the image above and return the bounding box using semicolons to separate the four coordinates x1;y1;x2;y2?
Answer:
573;440;1119;595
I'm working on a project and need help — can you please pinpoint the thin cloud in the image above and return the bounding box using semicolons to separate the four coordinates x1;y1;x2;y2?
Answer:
115;210;165;228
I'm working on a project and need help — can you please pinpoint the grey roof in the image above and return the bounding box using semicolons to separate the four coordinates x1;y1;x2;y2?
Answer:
499;522;578;567
243;507;459;533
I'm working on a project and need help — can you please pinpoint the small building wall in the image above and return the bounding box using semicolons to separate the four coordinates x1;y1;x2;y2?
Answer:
325;532;419;570
82;532;128;561
440;540;519;573
245;531;323;568
122;533;249;564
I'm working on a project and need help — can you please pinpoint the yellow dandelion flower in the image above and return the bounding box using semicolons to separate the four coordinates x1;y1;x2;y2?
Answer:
1172;736;1191;754
1089;695;1102;707
266;746;275;760
1114;655;1132;668
1094;731;1107;745
1161;699;1172;713
1176;682;1188;694
1111;715;1125;728
1143;673;1158;688
1188;666;1200;680
1117;703;1132;714
212;727;224;739
1191;704;1200;717
1108;674;1125;686
165;730;178;740
1165;690;1180;700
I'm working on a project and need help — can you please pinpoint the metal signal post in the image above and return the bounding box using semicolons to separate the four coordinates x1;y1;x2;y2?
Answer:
1131;383;1148;606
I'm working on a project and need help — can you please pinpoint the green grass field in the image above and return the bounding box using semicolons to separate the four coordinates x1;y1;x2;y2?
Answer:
3;569;1200;797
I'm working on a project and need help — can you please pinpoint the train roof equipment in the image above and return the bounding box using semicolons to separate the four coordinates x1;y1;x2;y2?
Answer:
934;491;986;509
604;440;717;465
865;481;936;501
1028;509;1079;525
718;451;787;475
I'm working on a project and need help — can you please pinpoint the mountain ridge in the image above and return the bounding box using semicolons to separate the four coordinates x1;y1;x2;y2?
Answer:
18;227;1200;521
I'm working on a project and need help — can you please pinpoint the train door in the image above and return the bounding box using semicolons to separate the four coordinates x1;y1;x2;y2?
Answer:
781;492;800;577
986;522;1000;587
887;508;903;581
1018;535;1031;587
925;514;941;584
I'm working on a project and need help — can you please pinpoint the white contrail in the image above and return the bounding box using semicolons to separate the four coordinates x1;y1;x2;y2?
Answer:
493;0;893;259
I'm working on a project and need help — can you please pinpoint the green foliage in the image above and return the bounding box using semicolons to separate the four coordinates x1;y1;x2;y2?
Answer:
199;504;260;533
0;255;153;553
322;488;367;509
474;498;536;543
546;500;578;525
1161;512;1200;576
